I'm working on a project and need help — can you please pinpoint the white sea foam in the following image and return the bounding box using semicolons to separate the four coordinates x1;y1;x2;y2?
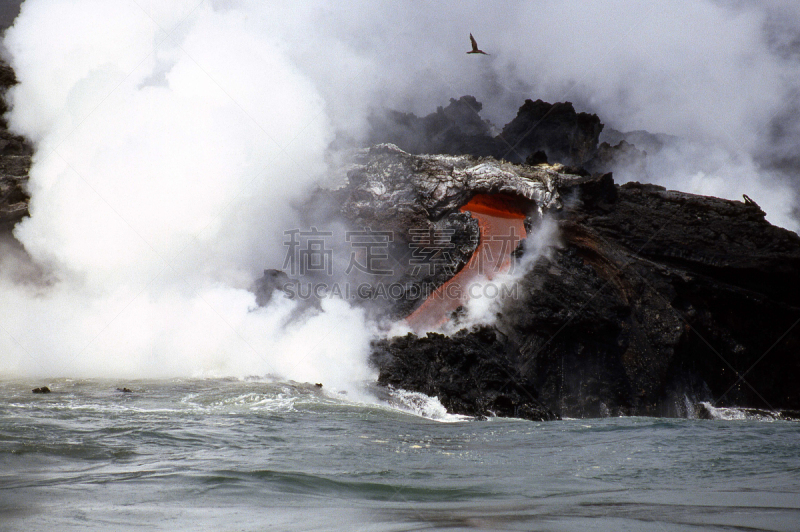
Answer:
385;387;472;423
697;402;778;422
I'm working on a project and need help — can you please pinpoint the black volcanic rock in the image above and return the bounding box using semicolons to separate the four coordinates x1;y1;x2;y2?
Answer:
366;96;504;158
557;179;800;414
372;327;559;421
0;61;16;128
585;139;647;177
294;144;586;318
498;99;603;165
0;59;32;233
302;135;800;419
373;172;800;418
358;98;800;419
368;96;605;167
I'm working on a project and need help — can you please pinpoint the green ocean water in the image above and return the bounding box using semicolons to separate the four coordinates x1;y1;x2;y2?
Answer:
1;378;798;531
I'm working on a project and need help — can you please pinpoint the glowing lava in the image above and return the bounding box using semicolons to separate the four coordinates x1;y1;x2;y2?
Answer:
406;194;528;331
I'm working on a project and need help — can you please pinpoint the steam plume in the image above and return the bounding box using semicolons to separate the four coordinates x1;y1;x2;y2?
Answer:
2;1;800;384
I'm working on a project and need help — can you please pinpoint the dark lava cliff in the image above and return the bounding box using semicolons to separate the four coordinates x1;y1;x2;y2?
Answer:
362;98;800;421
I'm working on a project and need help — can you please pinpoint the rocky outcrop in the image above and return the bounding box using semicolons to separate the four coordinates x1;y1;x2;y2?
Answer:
366;96;501;158
273;144;590;319
368;96;605;167
341;143;583;222
0;60;32;233
584;139;647;177
367;95;659;183
355;96;800;420
277;106;800;420
499;99;603;166
373;171;800;419
372;327;559;421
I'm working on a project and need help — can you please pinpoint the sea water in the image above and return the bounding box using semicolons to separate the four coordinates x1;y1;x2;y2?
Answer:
1;378;798;531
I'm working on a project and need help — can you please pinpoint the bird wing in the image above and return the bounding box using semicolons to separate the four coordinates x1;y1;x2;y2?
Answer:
470;34;479;52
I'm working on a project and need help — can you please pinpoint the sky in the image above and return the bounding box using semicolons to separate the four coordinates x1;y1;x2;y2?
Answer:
0;0;799;385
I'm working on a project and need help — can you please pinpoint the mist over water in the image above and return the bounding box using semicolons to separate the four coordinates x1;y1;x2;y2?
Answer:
2;1;800;384
0;0;377;388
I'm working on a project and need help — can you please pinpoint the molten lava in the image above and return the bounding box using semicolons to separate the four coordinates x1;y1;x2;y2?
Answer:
406;194;528;331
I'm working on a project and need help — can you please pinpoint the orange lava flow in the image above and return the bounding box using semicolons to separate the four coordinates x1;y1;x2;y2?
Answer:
405;194;528;332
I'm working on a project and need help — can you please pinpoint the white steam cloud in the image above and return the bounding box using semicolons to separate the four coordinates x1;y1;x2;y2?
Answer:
442;216;561;334
0;1;375;388
2;1;800;382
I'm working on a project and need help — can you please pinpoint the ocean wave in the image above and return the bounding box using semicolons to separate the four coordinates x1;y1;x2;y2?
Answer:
694;402;799;422
382;387;472;423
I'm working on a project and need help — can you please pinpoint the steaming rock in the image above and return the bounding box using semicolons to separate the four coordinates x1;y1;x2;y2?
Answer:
372;327;558;421
0;60;32;233
500;99;603;166
585;139;647;177
288;143;588;319
348;97;800;420
366;95;658;183
367;96;605;166
300;117;800;420
373;172;800;419
341;143;582;221
366;96;498;157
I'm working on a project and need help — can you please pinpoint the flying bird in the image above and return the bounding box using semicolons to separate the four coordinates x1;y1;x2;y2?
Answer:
467;33;489;55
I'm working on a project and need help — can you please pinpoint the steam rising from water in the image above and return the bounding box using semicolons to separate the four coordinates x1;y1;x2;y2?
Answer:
0;1;376;388
444;216;561;333
2;1;800;383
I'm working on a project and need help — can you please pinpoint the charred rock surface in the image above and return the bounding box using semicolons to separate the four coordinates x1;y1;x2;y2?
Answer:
368;96;605;166
584;139;648;177
375;172;800;419
0;60;32;233
290;139;800;420
366;96;502;158
499;99;603;166
288;143;586;318
559;179;800;414
340;143;576;221
372;327;559;421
